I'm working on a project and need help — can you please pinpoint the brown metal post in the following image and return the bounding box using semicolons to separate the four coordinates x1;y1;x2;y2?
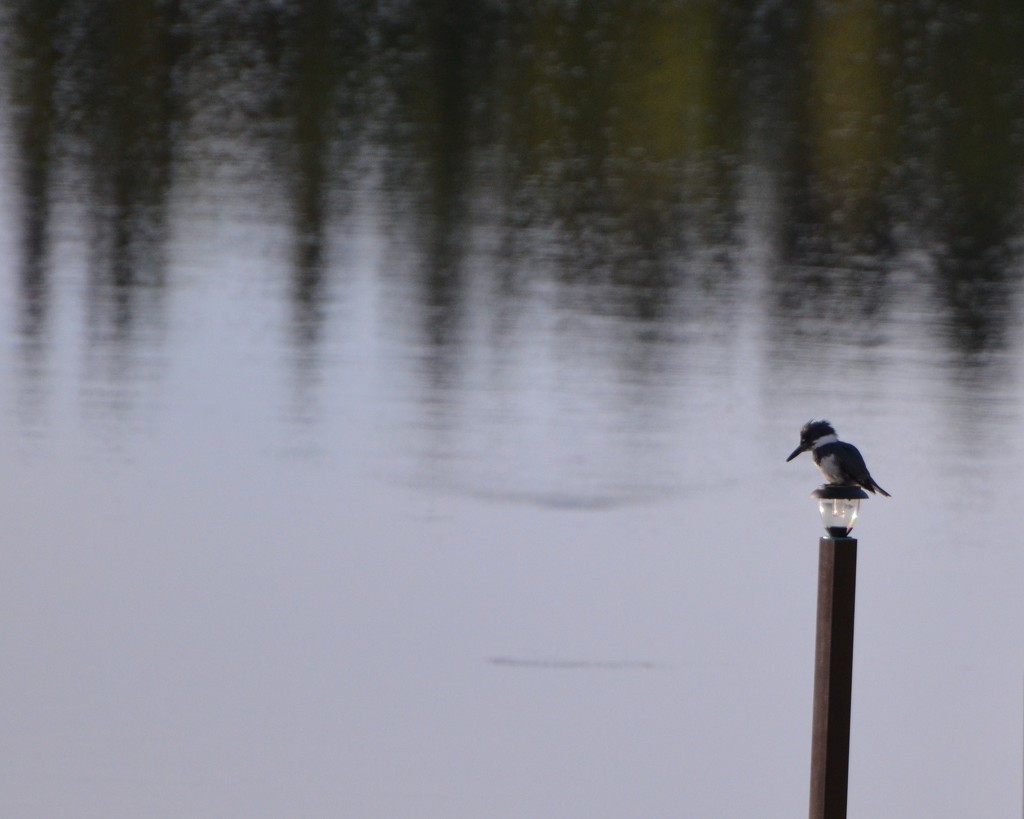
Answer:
809;536;857;819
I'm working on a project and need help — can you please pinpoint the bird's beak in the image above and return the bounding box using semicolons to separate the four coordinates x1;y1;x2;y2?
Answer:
786;444;805;462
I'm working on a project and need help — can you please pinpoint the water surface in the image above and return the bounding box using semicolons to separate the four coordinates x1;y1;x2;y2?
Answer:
2;3;1024;817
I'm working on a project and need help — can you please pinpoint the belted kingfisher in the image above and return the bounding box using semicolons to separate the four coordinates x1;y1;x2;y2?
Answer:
786;419;891;497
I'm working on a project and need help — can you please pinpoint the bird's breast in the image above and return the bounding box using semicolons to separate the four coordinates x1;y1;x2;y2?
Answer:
813;451;844;482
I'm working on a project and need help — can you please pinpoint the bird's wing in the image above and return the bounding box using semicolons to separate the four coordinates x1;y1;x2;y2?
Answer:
834;442;872;483
823;442;889;495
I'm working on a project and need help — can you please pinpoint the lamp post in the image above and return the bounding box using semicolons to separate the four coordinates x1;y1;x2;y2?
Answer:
808;485;868;819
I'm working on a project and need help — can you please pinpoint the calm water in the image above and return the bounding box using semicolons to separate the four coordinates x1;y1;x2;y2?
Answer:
2;2;1024;817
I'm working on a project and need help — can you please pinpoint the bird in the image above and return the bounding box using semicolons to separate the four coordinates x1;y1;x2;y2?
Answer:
786;419;891;497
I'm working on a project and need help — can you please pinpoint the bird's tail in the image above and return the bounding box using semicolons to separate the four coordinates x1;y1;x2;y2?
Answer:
872;482;891;498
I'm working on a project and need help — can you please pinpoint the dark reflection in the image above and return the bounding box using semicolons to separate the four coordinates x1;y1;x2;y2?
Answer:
2;0;1023;435
926;7;1024;375
761;2;1024;388
392;1;486;397
77;1;180;423
774;2;900;262
369;0;508;420
6;0;182;424
284;0;333;353
275;0;374;420
9;2;60;429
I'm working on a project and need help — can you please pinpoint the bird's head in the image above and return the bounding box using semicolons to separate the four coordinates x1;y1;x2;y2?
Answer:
786;419;837;462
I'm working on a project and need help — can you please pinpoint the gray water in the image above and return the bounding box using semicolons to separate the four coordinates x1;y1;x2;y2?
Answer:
2;2;1024;816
